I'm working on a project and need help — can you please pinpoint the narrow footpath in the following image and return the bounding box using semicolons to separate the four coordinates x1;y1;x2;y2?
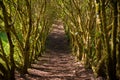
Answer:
15;24;95;80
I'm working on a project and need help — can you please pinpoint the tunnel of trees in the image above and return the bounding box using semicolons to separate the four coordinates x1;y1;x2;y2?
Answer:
0;0;119;80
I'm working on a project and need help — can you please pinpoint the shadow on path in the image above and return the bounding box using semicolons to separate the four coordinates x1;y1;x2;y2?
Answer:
15;24;95;80
46;25;70;53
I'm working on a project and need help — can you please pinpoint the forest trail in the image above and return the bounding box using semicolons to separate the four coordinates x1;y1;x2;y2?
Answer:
15;24;94;80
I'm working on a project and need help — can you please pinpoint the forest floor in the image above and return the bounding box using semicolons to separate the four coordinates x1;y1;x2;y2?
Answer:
15;24;95;80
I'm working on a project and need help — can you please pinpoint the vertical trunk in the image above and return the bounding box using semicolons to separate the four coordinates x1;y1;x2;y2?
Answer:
111;0;118;79
118;0;120;77
101;0;113;79
7;32;15;80
0;1;15;80
118;37;120;78
22;0;32;74
96;39;102;62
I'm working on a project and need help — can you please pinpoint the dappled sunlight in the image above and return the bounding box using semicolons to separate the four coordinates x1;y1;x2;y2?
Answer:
1;0;119;80
15;23;95;80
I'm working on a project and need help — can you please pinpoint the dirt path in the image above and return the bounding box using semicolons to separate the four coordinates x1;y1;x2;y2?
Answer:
15;24;95;80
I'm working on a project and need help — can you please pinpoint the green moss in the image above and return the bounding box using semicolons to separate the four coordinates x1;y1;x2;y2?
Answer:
0;32;8;42
0;32;10;55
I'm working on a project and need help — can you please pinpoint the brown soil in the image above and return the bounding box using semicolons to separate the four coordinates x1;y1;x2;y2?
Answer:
15;24;95;80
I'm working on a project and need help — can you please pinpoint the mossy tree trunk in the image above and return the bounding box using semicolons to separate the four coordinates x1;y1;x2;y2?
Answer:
109;0;119;80
22;0;32;74
0;1;15;80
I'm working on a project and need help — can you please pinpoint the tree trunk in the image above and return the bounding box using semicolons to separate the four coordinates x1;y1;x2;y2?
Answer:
0;1;15;80
101;1;113;80
110;0;118;80
22;0;32;74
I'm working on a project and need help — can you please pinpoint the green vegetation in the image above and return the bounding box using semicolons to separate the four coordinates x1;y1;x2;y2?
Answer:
0;0;119;80
55;0;120;80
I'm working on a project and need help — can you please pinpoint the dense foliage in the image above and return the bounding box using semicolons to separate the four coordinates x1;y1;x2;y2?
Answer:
0;0;119;80
0;0;57;80
55;0;120;80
